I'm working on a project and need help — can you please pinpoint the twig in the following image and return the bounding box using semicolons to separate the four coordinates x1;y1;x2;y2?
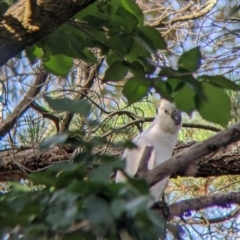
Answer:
30;101;60;132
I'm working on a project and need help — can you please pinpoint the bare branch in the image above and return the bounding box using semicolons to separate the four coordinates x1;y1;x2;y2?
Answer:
60;63;99;132
162;0;217;25
0;72;48;137
168;192;240;220
183;123;222;132
30;101;59;132
101;120;221;138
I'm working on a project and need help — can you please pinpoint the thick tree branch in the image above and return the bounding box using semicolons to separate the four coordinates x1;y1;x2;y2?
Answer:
0;0;97;65
142;122;240;187
2;137;240;181
0;72;48;137
168;192;240;220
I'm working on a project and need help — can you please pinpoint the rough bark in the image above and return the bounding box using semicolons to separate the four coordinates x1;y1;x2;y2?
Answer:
0;0;97;66
1;133;240;181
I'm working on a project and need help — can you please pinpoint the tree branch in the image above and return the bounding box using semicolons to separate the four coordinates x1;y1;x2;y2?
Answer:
101;119;221;138
60;63;99;132
0;0;97;65
0;72;48;137
168;192;240;220
30;101;60;132
163;0;217;25
135;146;153;177
142;122;240;187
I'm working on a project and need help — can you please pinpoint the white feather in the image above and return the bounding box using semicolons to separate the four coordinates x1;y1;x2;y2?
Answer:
115;100;182;202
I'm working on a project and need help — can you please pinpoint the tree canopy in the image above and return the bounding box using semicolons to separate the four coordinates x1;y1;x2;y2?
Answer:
1;0;240;239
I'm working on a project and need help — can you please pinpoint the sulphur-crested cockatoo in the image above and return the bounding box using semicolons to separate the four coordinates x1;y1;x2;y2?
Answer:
115;99;182;202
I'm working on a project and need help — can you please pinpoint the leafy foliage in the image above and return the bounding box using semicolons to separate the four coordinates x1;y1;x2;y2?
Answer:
0;101;166;239
23;0;240;127
2;0;240;238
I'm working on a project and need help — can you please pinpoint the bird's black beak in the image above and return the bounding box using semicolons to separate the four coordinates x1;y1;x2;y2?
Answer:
171;110;182;125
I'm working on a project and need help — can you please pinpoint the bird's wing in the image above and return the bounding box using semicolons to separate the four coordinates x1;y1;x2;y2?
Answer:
115;135;155;183
115;134;170;202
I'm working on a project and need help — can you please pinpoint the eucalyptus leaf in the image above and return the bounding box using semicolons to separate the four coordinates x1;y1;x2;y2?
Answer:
90;160;124;184
173;84;196;114
178;47;201;72
39;132;69;150
153;78;172;100
136;26;167;51
44;97;91;116
122;77;150;104
200;75;240;91
43;54;73;77
197;82;231;127
115;6;139;31
25;44;43;65
103;61;129;82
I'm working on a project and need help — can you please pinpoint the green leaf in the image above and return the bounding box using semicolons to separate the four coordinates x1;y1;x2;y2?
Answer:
83;15;108;28
25;44;43;64
122;77;150;104
172;84;196;114
118;0;144;26
108;34;133;55
90;160;124;184
29;171;57;186
111;198;126;218
106;51;122;65
126;39;151;67
44;97;91;116
178;47;201;72
124;196;149;216
84;195;113;228
167;78;183;91
153;79;172;100
200;75;240;91
136;26;167;51
197;82;231;127
39;132;69;150
181;75;205;100
42;30;70;55
127;177;149;194
159;67;179;77
103;61;129;82
43;54;73;76
115;6;138;31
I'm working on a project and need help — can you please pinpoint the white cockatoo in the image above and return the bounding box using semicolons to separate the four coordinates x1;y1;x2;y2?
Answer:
115;99;182;202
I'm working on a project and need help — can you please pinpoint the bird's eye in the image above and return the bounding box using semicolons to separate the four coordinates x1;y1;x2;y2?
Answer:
165;109;168;114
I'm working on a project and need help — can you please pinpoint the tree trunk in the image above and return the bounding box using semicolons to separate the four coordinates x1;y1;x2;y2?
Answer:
0;0;97;65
